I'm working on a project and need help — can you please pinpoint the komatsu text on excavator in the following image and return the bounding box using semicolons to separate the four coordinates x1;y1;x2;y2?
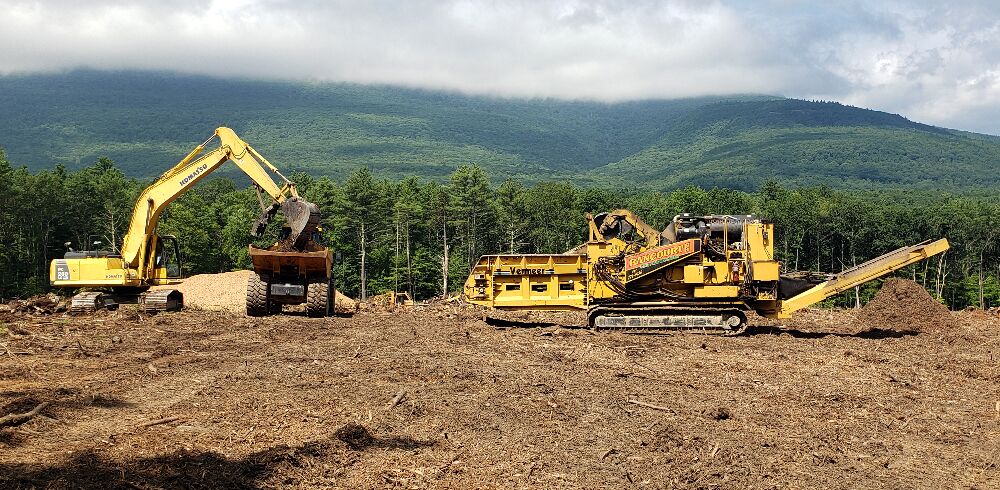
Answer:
464;210;949;334
49;127;325;314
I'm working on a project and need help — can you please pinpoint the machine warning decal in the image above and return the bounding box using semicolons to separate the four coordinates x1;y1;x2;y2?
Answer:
623;239;701;282
54;260;71;281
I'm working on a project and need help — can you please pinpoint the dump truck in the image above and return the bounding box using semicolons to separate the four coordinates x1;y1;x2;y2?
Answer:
49;127;328;314
246;235;335;317
464;209;949;334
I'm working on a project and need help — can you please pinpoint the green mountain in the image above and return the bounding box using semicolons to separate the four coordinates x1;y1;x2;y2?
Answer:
598;99;1000;190
1;70;997;190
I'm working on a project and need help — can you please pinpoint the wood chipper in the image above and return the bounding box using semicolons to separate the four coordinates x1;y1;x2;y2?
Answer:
464;209;949;335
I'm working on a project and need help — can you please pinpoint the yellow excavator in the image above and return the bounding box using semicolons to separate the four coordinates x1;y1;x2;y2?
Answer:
49;127;323;314
465;209;949;334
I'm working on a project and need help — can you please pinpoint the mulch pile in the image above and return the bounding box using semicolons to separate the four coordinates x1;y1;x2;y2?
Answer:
853;278;956;333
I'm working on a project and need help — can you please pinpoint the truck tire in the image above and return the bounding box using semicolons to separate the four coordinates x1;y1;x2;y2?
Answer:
306;279;329;317
328;277;335;316
247;273;269;317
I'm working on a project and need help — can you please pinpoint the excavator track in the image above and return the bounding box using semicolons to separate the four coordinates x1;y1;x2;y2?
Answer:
589;306;748;336
70;292;106;315
138;289;183;313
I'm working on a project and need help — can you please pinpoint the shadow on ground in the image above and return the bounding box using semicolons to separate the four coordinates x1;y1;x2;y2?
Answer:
482;318;918;340
744;326;918;339
1;388;136;448
0;426;435;489
484;317;566;329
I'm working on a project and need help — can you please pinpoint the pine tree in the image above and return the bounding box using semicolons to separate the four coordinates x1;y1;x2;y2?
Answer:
344;168;379;300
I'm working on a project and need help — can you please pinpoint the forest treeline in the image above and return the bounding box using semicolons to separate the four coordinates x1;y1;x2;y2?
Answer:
3;147;1000;309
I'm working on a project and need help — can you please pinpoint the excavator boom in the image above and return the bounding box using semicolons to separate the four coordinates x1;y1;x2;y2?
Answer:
119;127;319;272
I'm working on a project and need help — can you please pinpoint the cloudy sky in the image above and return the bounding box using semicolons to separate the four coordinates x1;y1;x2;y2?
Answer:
2;0;998;134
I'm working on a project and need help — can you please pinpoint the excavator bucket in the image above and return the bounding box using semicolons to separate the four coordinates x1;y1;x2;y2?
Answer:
280;197;322;249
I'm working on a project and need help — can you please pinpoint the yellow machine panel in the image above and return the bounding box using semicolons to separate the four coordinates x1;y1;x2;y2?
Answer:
682;265;704;284
51;258;122;285
466;254;588;310
753;261;781;282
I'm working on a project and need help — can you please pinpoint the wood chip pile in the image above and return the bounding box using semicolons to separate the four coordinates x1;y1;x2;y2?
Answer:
853;278;956;333
155;270;356;313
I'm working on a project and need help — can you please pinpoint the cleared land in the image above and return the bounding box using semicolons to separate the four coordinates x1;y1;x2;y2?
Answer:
1;292;998;488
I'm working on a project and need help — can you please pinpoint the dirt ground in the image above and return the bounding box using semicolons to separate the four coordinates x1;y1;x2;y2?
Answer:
1;301;999;488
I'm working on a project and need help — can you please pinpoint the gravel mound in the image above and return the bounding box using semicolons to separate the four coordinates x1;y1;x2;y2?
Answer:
854;278;955;333
155;270;355;313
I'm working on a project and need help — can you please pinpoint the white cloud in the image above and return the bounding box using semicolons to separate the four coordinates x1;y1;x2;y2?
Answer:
0;0;998;134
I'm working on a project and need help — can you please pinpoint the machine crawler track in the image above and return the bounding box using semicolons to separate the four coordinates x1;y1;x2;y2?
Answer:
139;289;183;313
588;306;748;336
69;292;106;315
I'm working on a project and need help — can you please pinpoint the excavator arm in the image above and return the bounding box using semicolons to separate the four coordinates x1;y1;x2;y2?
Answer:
119;127;319;277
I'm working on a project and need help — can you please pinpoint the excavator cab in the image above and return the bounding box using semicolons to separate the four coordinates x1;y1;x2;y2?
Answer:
153;235;182;279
